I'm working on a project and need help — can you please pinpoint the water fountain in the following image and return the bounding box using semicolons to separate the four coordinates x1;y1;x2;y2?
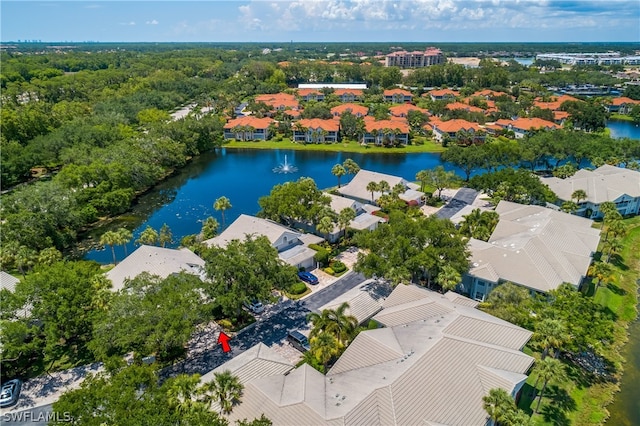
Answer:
272;155;298;173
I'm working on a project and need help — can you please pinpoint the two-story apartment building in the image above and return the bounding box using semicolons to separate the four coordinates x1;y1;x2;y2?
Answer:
361;117;410;145
334;89;364;102
540;165;640;219
495;117;559;138
331;103;369;118
428;118;485;144
223;116;274;141
293;118;340;143
383;88;413;103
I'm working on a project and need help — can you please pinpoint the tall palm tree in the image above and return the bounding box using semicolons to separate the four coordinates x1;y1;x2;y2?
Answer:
436;265;461;294
599;201;617;218
588;260;613;292
378;180;391;195
136;225;159;246
534;357;565;413
604;238;623;263
560;201;578;214
310;332;342;373
200;370;244;415
482;387;513;426
214;196;232;228
167;374;203;415
533;318;568;359
159;223;173;248
116;228;133;257
331;164;347;188
366;181;379;203
100;230;121;265
316;216;335;240
338;208;356;239
308;302;358;345
342;158;360;175
416;170;429;192
571;189;587;205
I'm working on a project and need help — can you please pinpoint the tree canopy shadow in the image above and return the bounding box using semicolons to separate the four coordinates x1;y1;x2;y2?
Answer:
540;385;576;426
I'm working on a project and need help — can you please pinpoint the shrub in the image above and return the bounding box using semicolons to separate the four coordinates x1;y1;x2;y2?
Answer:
314;249;331;266
289;282;308;295
309;243;325;251
332;261;347;273
324;267;335;276
217;319;233;330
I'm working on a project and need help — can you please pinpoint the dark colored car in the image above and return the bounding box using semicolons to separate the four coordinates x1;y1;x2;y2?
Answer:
0;379;22;408
287;330;311;352
297;271;319;285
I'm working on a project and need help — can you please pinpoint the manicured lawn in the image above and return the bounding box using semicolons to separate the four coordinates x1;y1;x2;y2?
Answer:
223;137;446;154
519;216;640;425
609;113;635;122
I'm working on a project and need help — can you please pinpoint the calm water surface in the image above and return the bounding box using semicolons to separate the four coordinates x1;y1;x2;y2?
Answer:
85;149;459;263
607;120;640;140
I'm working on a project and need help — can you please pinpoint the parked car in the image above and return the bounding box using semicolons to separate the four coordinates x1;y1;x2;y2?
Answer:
243;300;264;314
297;271;319;285
287;330;311;352
0;379;22;408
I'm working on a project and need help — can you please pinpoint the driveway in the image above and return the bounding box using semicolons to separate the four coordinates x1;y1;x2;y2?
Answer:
436;188;479;219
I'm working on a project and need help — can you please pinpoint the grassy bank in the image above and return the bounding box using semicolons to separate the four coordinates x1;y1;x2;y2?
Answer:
520;216;640;425
223;137;446;154
609;114;635;122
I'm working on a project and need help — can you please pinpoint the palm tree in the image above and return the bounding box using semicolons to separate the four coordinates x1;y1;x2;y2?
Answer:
560;201;578;214
378;180;391;195
167;374;203;415
604;219;626;242
366;181;379;203
201;217;219;240
604;238;623;263
116;228;133;256
214;196;232;228
534;357;565;413
310;332;342;373
200;370;244;415
100;230;120;265
136;225;159;246
159;223;173;248
36;247;62;266
588;261;613;291
533;318;568;359
600;201;618;218
307;302;358;345
338;208;356;239
415;169;429;192
342;158;360;175
436;265;461;294
571;189;587;205
331;164;347;188
316;216;335;240
15;245;36;278
482;387;513;426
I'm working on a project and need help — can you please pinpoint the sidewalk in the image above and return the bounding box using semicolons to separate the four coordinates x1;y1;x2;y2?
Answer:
0;363;103;414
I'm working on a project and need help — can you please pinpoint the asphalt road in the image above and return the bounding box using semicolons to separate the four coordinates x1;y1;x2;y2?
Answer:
161;271;367;378
436;188;479;219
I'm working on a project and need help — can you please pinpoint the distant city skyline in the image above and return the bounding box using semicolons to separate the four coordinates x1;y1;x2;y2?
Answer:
2;1;639;44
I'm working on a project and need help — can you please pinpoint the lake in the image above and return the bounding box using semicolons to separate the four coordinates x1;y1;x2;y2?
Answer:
608;119;640;140
85;149;457;263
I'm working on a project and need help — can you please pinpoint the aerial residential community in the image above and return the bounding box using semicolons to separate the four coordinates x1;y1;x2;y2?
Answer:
1;1;640;426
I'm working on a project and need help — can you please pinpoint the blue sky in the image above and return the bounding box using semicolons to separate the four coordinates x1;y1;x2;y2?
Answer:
2;1;639;43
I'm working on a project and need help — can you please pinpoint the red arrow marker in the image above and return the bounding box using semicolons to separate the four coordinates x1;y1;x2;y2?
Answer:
217;331;231;353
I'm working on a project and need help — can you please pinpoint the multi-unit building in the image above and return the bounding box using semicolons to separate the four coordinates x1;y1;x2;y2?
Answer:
361;117;410;146
385;48;445;68
536;52;640;65
293;119;340;144
223;116;274;141
540;165;640;219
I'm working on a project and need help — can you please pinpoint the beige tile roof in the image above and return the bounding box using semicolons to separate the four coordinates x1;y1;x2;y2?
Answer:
338;169;410;204
105;245;204;292
540;165;640;204
0;271;20;293
223;285;533;426
204;214;300;248
468;200;600;292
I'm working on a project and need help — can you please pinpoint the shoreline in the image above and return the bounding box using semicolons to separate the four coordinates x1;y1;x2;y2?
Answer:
222;139;446;154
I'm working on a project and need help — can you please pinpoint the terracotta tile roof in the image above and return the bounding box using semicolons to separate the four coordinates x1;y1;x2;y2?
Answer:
297;118;340;132
224;116;274;130
384;88;413;97
283;109;301;117
254;93;300;110
433;119;482;133
553;111;570;120
499;117;559;131
446;102;484;113
364;118;410;133
334;89;364;97
533;95;580;111
331;103;369;116
277;61;290;67
389;104;429;117
427;88;459;97
297;88;324;97
472;89;512;99
611;96;640;106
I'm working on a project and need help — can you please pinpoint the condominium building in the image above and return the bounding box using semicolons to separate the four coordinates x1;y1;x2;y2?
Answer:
385;48;445;68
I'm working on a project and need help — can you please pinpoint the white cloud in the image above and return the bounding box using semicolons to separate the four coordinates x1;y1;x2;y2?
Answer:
146;19;159;25
120;21;136;26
